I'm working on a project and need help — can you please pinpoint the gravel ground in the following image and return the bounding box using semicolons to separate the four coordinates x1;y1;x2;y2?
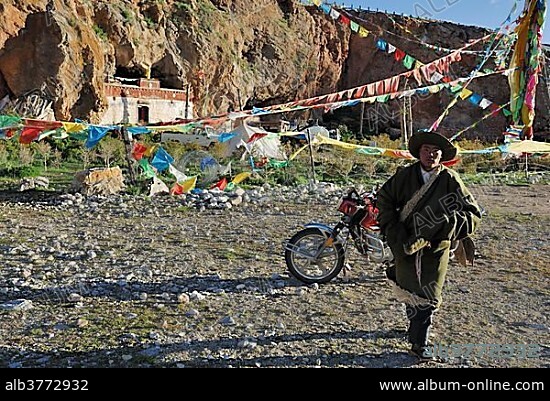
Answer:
0;183;548;368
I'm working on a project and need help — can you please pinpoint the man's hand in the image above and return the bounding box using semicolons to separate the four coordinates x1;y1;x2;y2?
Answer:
403;237;431;255
440;212;458;239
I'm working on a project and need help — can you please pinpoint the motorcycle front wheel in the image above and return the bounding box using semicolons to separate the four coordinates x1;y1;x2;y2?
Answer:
284;227;345;284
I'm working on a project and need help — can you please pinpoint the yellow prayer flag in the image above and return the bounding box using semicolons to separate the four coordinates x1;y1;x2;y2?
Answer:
507;139;550;154
312;0;322;5
180;176;197;193
414;60;424;69
316;136;365;150
358;27;369;38
62;122;86;133
459;89;473;100
289;144;309;161
361;97;376;104
144;144;158;158
383;149;415;159
232;172;251;185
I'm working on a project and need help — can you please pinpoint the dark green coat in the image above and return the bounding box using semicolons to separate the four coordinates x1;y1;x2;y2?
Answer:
377;162;482;307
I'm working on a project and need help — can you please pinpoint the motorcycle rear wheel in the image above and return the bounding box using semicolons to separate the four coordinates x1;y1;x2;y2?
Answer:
284;227;345;284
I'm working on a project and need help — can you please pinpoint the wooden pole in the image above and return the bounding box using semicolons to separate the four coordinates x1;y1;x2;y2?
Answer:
525;153;529;180
399;97;408;146
408;93;413;139
121;126;136;184
237;88;243;110
375;103;379;136
307;129;316;183
185;83;190;119
359;102;365;138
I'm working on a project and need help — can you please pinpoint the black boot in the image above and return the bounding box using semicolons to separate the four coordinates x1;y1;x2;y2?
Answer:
406;305;435;361
385;262;397;283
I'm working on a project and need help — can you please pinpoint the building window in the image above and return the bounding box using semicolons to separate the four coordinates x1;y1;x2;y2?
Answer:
138;105;149;125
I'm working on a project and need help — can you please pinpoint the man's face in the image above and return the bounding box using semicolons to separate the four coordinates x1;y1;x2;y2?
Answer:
419;144;442;171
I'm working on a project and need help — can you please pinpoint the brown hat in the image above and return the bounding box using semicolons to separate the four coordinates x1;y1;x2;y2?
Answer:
408;131;457;162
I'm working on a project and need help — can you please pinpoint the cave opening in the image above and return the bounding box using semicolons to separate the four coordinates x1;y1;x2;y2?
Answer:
150;65;181;90
115;65;146;81
0;70;12;100
114;63;182;91
151;55;186;90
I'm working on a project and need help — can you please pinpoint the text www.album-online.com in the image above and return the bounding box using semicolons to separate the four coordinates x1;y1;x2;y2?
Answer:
379;379;544;391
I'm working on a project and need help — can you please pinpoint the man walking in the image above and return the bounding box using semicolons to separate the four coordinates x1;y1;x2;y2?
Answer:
377;131;482;360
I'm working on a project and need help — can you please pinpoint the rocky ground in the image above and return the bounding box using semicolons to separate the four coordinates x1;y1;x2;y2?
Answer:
0;182;548;368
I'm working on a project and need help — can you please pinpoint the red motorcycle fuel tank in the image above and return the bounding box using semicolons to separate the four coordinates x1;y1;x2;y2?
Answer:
360;203;378;229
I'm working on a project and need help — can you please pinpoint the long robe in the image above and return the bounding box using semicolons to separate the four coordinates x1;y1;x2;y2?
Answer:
377;162;482;307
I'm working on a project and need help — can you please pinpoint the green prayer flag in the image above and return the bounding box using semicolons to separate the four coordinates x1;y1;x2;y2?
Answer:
0;115;21;128
70;132;88;141
403;54;415;69
269;159;290;168
139;158;157;178
450;85;463;94
376;95;390;103
356;147;384;156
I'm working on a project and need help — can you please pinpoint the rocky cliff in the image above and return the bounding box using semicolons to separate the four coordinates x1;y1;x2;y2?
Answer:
0;0;548;140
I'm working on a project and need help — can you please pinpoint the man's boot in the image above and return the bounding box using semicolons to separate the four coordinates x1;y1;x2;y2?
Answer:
406;305;435;361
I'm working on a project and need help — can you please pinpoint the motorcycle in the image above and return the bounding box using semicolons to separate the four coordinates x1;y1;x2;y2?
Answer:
283;187;393;284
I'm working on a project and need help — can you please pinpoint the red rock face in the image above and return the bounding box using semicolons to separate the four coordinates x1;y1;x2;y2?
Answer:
0;1;548;139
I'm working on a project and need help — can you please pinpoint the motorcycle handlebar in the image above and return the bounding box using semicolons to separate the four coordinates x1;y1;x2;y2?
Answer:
346;187;377;206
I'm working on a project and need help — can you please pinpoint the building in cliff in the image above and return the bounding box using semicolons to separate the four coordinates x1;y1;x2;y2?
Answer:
100;78;193;125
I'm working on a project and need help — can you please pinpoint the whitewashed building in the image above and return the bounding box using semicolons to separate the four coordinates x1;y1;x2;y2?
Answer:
101;78;193;125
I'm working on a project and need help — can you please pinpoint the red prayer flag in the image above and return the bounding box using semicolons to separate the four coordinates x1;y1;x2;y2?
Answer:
489;103;500;116
339;15;350;25
210;177;228;191
132;143;148;161
354;86;366;99
19;127;42;144
394;49;406;62
442;158;460;167
23;119;62;130
247;133;268;143
170;182;184;195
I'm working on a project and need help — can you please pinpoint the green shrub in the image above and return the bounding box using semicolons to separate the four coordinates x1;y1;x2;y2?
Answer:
92;25;108;41
0;164;41;179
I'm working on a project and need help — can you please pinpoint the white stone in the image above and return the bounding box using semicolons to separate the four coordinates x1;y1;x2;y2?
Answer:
177;293;190;303
295;287;308;296
0;299;33;311
230;196;243;206
68;293;83;302
186;309;200;317
219;316;236;325
190;290;205;301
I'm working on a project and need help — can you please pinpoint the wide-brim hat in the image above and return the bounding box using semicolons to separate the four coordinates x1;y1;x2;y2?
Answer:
408;131;457;162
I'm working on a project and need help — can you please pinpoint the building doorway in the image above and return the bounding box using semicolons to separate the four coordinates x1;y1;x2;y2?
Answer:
138;105;149;125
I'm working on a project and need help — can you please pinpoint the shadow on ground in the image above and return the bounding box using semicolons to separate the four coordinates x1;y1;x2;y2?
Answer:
0;328;423;368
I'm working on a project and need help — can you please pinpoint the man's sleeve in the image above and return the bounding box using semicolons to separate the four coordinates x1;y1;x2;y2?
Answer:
377;173;408;257
452;175;483;240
